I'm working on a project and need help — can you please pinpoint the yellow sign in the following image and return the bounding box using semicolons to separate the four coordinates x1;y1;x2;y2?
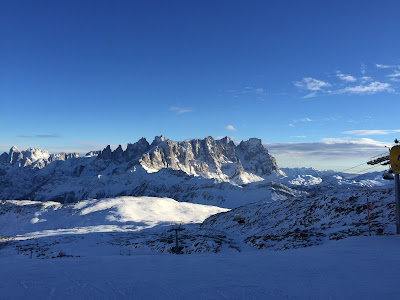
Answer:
390;145;400;173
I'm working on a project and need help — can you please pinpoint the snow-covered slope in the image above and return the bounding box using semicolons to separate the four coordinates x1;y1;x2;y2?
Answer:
0;197;228;240
202;185;396;250
1;183;396;255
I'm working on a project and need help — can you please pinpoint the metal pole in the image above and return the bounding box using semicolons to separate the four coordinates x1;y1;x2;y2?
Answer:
395;173;400;234
367;198;371;236
175;229;179;254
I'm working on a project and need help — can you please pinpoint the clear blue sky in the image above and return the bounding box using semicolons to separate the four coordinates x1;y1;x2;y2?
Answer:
1;0;399;171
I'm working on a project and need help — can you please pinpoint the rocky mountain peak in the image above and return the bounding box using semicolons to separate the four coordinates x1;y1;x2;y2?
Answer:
1;146;79;168
136;136;281;184
151;135;166;148
112;145;124;163
0;152;9;163
9;146;23;165
98;145;112;160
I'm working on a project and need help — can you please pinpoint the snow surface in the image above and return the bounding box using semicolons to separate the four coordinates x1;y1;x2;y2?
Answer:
0;236;399;299
0;197;229;240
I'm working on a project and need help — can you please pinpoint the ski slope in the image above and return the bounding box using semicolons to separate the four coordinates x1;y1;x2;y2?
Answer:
0;236;399;299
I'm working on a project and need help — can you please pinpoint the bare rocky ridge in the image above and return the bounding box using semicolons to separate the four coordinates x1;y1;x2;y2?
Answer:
97;135;283;184
0;136;287;205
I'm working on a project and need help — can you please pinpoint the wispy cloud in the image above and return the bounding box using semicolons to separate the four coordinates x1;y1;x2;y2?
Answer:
302;92;317;98
265;138;390;160
35;134;60;138
336;81;393;95
294;77;331;91
361;63;367;75
288;123;295;127
293;118;312;123
290;136;307;138
17;134;60;138
376;64;400;69
343;129;400;136
336;71;356;82
387;70;400;78
361;76;372;83
225;125;237;131
169;106;193;114
376;64;392;69
228;86;266;98
254;88;265;95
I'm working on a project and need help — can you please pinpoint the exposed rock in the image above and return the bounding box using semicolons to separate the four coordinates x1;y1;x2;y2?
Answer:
97;145;112;160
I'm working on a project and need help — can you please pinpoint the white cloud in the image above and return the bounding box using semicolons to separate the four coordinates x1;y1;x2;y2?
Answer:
336;71;356;82
288;123;295;127
294;77;331;91
337;81;393;94
290;136;307;138
376;64;400;69
343;129;400;136
225;125;236;131
302;92;317;98
169;106;193;114
361;76;372;83
387;70;400;78
376;64;392;69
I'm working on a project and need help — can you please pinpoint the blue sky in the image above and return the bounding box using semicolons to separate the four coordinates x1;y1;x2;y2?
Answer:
1;0;399;171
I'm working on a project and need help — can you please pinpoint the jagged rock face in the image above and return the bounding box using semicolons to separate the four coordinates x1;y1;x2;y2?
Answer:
126;138;151;163
94;136;282;184
138;136;280;182
236;138;280;176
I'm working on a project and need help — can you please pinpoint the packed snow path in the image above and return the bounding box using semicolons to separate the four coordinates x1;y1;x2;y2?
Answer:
1;236;399;299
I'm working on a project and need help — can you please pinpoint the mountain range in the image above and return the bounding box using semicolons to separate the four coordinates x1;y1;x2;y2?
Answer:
0;136;292;207
0;136;390;207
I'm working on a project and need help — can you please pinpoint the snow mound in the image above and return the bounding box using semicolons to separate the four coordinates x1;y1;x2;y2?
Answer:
77;197;229;224
0;197;229;240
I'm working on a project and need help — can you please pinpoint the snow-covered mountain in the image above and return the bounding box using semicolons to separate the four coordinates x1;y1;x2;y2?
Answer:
280;167;337;177
0;146;79;168
280;167;391;187
0;136;290;207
